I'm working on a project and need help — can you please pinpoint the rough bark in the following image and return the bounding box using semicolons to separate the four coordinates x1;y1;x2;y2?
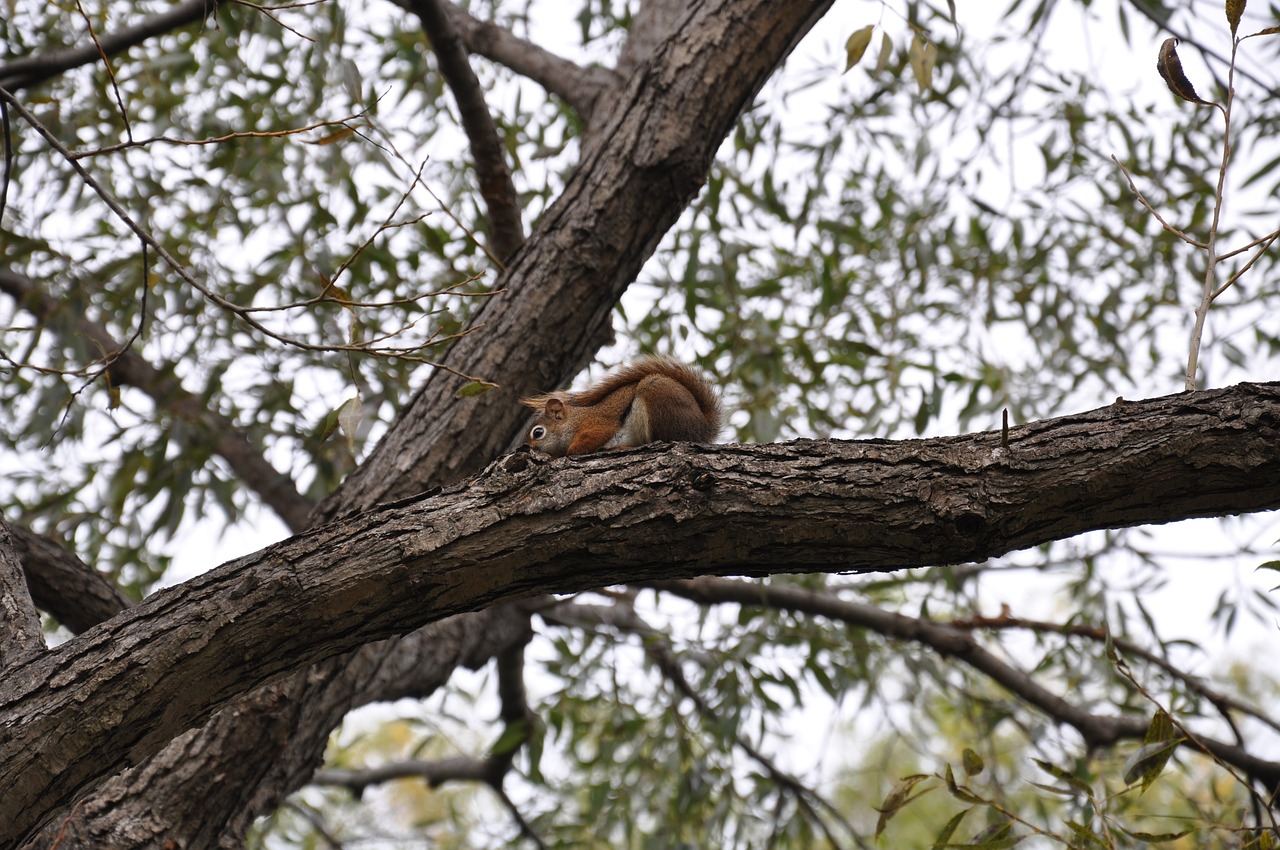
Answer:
312;0;836;520
9;525;133;634
5;380;1280;845
12;4;836;845
0;522;45;671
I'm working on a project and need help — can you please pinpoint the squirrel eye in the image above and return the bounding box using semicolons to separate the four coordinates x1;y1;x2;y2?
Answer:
530;425;546;441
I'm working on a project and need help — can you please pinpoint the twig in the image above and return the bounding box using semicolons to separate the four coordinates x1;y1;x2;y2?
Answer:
1211;230;1280;302
73;0;133;140
0;85;499;387
1185;39;1239;391
1110;155;1208;249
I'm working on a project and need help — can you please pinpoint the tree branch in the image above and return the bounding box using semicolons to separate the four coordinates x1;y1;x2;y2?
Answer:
543;597;862;849
384;0;619;124
7;525;132;634
0;268;315;533
4;380;1280;843
0;520;45;670
408;0;524;261
649;574;1280;795
0;0;220;92
314;0;836;519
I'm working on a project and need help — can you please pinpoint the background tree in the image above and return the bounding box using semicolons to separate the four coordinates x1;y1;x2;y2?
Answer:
1;0;1279;848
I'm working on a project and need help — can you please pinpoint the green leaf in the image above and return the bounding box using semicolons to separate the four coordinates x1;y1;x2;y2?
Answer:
961;747;985;777
875;774;934;837
455;380;498;398
336;394;363;453
1122;711;1183;791
1032;758;1092;795
931;808;971;847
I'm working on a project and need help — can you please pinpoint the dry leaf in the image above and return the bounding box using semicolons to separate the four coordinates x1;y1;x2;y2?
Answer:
1156;38;1213;106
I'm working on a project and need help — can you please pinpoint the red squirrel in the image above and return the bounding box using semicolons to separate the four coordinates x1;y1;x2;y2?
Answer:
521;356;722;457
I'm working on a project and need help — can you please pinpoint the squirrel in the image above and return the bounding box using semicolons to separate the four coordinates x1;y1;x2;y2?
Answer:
521;356;722;457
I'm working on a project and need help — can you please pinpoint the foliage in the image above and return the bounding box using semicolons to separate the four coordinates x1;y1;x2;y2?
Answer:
2;0;1280;847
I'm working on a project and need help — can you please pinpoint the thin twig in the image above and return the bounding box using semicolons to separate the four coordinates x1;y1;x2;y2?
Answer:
1185;39;1238;391
1110;155;1208;249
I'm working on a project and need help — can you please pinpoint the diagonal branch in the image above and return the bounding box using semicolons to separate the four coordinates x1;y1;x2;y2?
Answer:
0;520;45;670
648;575;1280;795
7;525;132;634
408;0;524;262
0;0;221;92
384;0;620;124
0;268;314;533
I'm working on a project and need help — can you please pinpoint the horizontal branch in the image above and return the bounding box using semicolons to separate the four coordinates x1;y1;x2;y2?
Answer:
2;380;1279;843
649;576;1280;794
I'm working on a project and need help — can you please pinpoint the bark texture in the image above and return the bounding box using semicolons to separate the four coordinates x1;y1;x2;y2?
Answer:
4;380;1280;844
11;3;837;846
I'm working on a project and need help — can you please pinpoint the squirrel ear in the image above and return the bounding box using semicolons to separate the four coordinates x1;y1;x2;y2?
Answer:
544;397;567;419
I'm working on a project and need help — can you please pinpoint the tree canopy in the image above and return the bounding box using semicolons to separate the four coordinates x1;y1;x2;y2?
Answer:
1;0;1279;847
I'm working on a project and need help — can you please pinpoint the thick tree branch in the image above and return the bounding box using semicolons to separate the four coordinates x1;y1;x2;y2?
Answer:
7;525;132;634
316;0;836;519
0;520;45;670
4;381;1280;843
408;0;524;261
0;0;220;92
0;269;315;533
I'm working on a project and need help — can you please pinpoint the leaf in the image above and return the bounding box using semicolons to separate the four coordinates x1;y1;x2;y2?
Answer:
874;31;894;74
1118;826;1196;843
943;763;983;804
1065;820;1109;848
1249;25;1280;36
337;395;363;453
340;57;364;105
1032;758;1092;795
488;718;529;756
455;380;498;398
1225;0;1246;37
844;25;875;72
909;34;938;93
875;773;935;836
311;126;358;146
1156;38;1213;106
962;747;985;777
931;808;971;847
1122;710;1183;791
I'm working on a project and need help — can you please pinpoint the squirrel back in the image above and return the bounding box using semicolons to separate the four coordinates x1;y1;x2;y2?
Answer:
521;356;721;457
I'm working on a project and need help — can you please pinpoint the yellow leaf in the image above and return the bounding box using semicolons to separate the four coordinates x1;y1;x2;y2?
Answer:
909;35;937;93
843;25;875;73
310;126;357;146
1226;0;1246;37
874;32;894;75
